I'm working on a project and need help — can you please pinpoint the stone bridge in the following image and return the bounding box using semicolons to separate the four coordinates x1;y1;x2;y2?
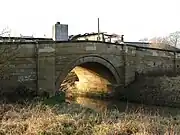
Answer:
0;41;180;97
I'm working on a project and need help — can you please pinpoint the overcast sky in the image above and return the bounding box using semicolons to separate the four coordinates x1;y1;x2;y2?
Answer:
0;0;180;41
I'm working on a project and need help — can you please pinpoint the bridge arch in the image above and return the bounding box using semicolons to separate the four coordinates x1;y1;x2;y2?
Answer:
56;55;121;95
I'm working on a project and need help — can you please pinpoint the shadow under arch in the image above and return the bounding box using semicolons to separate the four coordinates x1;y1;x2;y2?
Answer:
55;55;121;96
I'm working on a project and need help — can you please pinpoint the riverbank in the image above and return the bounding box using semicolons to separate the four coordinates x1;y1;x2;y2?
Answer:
1;75;180;134
65;75;180;108
120;76;180;107
0;101;179;135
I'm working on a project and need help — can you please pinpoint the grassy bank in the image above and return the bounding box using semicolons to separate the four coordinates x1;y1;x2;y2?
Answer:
0;101;179;135
1;75;180;134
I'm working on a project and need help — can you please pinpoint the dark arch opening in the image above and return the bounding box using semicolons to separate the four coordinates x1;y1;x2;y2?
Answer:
60;62;118;98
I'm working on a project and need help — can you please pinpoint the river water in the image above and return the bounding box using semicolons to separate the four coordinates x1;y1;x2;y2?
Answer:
67;97;180;117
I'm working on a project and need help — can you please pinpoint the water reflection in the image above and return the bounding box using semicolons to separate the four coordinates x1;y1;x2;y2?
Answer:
68;97;180;117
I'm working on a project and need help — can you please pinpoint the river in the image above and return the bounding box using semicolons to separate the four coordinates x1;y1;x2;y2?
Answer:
67;97;180;117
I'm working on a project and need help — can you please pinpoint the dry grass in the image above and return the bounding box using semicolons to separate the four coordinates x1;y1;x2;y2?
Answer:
0;101;179;135
1;75;180;135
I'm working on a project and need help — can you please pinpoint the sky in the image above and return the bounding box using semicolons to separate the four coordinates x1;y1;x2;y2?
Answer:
0;0;180;41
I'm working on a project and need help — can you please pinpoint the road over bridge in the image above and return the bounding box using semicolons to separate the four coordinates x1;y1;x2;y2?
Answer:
0;41;180;97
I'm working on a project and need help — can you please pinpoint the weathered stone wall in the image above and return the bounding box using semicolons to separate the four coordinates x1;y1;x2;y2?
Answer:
0;42;57;96
123;45;180;78
123;45;137;85
37;43;56;96
122;47;180;107
136;49;177;76
55;42;123;90
0;41;179;97
0;43;37;93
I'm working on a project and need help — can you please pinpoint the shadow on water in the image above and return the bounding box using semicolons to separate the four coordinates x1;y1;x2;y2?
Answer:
67;96;180;117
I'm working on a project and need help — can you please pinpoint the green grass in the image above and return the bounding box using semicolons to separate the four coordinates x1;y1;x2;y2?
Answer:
43;92;66;105
0;101;179;135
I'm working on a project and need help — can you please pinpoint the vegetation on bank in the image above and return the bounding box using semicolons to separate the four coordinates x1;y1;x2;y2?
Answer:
1;75;180;135
0;100;179;135
122;75;180;108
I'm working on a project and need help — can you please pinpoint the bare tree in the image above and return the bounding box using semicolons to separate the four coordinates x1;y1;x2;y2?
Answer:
0;27;11;37
150;36;168;44
149;31;180;49
0;28;20;80
169;31;180;48
148;36;171;49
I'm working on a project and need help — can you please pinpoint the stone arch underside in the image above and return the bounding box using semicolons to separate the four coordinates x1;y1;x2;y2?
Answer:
56;56;121;96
